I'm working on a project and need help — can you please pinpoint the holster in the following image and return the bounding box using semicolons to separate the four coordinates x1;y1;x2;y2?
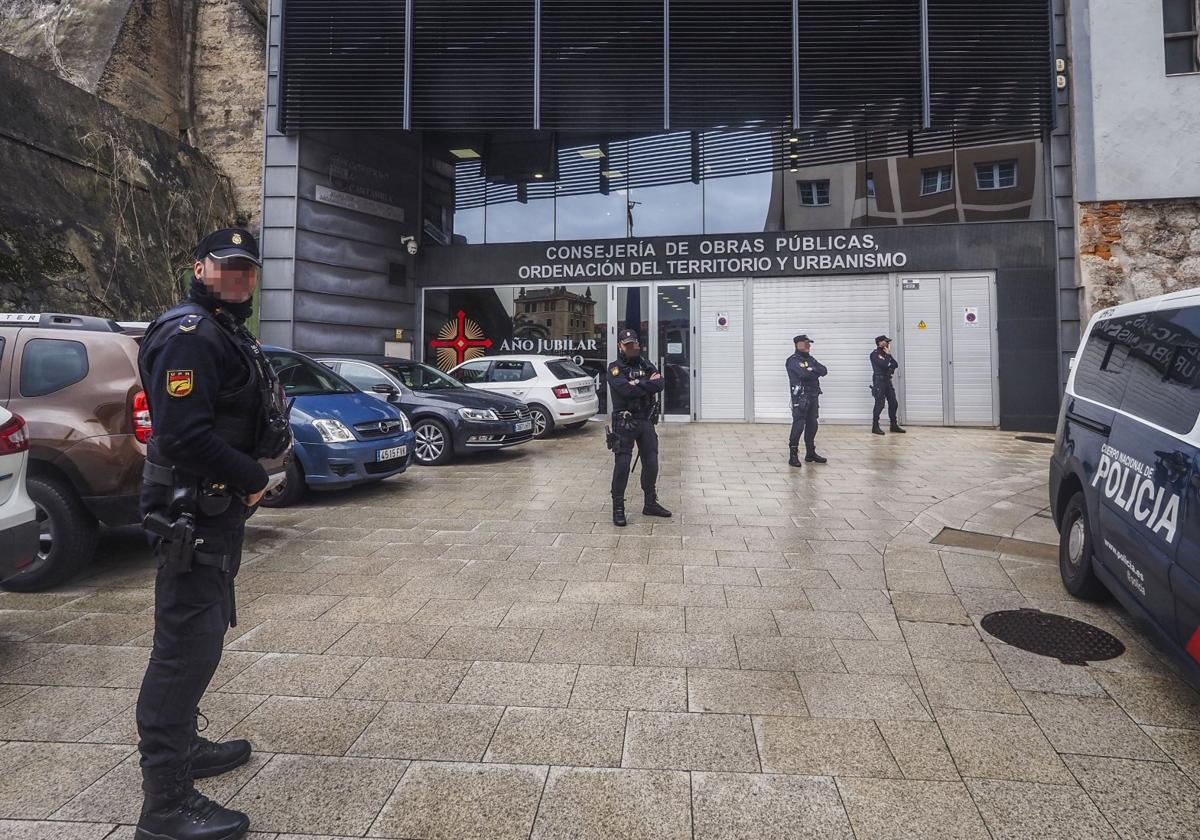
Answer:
143;510;196;575
604;426;619;452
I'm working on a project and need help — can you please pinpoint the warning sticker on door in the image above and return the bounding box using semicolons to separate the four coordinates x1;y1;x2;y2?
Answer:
964;307;980;326
917;320;927;330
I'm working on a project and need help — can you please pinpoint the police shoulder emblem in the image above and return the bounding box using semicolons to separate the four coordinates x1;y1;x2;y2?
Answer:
611;366;620;376
231;232;243;245
166;370;194;398
179;314;202;333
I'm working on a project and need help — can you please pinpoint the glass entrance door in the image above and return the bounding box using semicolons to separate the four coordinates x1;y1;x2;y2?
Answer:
609;283;693;420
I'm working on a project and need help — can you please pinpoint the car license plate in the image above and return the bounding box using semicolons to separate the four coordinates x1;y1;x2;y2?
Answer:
376;445;407;462
514;420;532;433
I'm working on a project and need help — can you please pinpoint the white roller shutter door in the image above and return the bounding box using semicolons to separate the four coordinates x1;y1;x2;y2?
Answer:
698;280;746;420
752;275;891;422
949;273;997;425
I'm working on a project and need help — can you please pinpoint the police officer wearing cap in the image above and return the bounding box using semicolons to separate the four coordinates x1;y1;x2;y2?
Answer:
607;328;671;526
134;227;291;840
870;335;906;436
786;334;828;467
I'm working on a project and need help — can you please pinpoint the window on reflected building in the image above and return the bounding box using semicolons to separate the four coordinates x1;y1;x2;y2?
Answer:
976;161;1018;190
1163;0;1200;74
921;166;954;196
866;172;876;198
797;180;830;207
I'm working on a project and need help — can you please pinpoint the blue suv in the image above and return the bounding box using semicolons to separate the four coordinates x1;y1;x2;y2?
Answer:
1050;289;1200;687
262;348;415;507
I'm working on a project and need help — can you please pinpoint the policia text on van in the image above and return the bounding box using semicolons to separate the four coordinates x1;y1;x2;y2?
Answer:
1050;289;1200;688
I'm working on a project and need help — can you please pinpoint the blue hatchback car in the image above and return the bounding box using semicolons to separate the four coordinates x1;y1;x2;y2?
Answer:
261;347;415;507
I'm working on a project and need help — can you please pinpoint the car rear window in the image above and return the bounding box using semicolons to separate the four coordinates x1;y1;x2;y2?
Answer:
20;338;89;397
546;359;589;380
1075;309;1200;434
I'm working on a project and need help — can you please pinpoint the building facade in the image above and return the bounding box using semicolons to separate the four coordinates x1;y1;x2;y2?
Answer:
260;0;1065;430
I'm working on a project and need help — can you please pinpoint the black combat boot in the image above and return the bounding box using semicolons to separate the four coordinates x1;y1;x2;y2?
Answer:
871;423;885;436
890;423;907;433
136;775;249;840
613;498;627;527
805;450;828;464
190;709;251;779
643;496;672;518
788;447;802;467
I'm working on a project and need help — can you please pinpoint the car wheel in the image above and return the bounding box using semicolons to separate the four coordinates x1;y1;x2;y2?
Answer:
413;419;453;465
3;475;98;592
260;458;306;509
530;406;554;438
1058;491;1109;601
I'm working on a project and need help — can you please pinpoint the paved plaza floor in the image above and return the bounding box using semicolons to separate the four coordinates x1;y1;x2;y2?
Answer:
2;422;1199;839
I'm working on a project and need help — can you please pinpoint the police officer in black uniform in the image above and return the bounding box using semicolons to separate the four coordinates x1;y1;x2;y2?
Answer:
134;228;291;840
786;334;828;467
607;328;672;526
870;335;906;436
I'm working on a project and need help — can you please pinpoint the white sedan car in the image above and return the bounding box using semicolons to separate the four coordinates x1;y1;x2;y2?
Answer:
0;406;38;586
449;355;599;437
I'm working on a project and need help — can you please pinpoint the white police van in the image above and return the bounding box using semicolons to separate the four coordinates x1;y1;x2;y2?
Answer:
1050;289;1200;686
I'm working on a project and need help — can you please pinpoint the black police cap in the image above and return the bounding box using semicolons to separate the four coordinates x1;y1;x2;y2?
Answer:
194;227;261;265
876;335;892;344
618;328;640;344
793;334;813;343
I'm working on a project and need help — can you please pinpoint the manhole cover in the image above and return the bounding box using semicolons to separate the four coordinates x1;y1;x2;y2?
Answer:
980;609;1125;665
1015;435;1056;444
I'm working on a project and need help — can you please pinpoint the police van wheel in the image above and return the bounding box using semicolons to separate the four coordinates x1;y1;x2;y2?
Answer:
1059;492;1109;602
3;475;97;592
261;459;306;509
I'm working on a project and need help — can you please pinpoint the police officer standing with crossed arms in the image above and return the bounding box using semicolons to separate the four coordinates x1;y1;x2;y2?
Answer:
786;334;828;467
607;328;672;526
134;228;291;840
870;335;906;436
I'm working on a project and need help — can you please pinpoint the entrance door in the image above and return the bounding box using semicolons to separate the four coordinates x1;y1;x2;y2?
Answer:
609;283;694;420
948;273;997;425
899;274;946;424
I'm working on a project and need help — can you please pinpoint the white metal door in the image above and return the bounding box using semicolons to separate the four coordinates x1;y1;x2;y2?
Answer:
752;275;891;422
698;280;746;420
898;275;945;424
948;273;997;425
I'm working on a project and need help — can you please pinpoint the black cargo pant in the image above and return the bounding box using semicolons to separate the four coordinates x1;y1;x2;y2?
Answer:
611;414;659;501
872;377;899;426
789;392;820;454
136;503;244;791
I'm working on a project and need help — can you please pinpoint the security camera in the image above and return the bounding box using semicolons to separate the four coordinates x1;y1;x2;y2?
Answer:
401;235;418;256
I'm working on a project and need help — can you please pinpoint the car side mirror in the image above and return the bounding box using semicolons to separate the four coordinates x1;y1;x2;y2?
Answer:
372;383;399;395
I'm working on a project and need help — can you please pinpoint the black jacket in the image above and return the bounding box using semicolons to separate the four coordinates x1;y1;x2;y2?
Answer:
607;354;665;416
786;351;827;397
870;348;899;380
138;299;269;496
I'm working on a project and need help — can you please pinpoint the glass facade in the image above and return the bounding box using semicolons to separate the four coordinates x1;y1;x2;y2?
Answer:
431;128;1048;246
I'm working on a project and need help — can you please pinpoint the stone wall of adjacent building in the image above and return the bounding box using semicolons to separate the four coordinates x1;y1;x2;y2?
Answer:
1077;199;1200;316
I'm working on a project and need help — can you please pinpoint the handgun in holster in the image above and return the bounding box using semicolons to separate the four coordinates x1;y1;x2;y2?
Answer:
605;425;619;452
142;475;200;575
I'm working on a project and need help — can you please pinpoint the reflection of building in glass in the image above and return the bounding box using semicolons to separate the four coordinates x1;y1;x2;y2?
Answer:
779;140;1045;229
513;286;596;342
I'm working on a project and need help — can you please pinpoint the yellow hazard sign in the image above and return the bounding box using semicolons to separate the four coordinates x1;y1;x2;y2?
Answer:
918;320;927;330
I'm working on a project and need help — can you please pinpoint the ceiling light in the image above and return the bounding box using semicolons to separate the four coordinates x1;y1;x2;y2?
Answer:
788;136;798;143
602;170;624;179
533;173;544;179
577;148;606;159
450;148;480;159
790;167;798;172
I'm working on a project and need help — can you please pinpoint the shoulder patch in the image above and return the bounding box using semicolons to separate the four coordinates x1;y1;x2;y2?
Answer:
179;314;203;333
166;370;194;398
611;366;620;376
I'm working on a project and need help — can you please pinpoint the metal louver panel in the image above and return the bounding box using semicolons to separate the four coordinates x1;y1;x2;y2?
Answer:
411;0;535;129
928;0;1053;129
669;0;792;128
796;0;922;129
541;0;663;130
280;0;406;131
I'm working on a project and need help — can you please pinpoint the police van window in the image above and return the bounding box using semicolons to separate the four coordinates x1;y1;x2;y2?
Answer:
20;338;88;397
490;361;534;383
1117;307;1200;435
1073;318;1132;408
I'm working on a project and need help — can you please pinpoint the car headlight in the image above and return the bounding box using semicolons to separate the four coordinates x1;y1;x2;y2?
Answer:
397;411;412;432
312;419;355;443
458;407;499;421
